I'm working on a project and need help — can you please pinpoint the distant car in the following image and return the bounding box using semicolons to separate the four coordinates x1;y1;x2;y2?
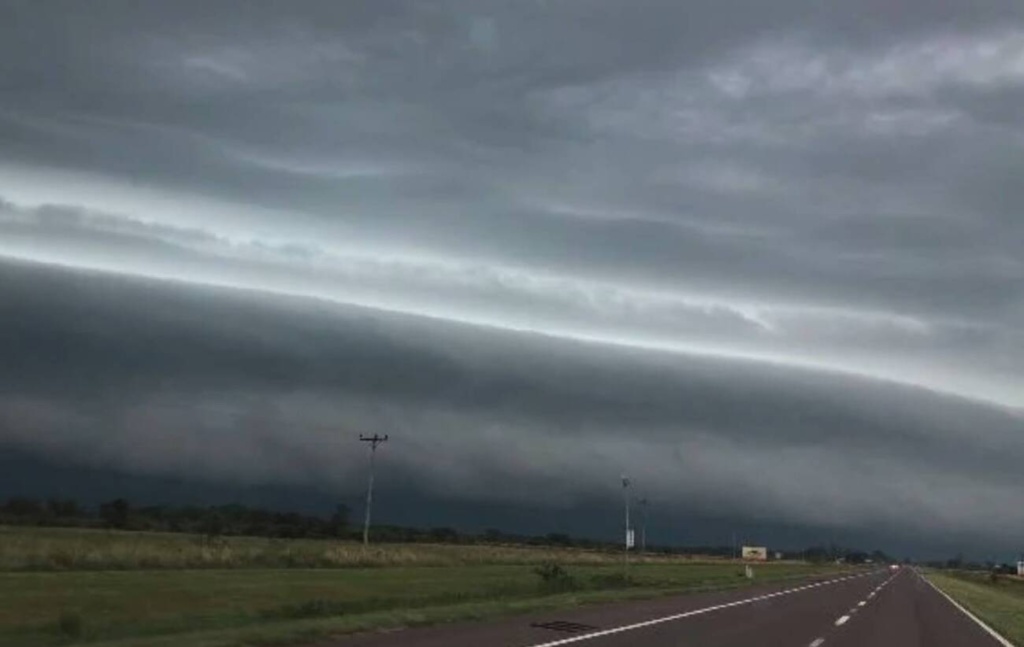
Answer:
889;564;900;572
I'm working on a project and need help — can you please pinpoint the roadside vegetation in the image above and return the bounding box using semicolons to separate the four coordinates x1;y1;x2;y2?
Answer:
927;570;1024;645
0;525;714;571
0;497;891;565
0;524;854;647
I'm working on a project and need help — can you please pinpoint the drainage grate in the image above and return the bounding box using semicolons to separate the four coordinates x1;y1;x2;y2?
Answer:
531;620;600;634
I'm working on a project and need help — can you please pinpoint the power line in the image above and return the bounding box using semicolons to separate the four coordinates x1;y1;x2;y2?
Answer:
359;433;389;545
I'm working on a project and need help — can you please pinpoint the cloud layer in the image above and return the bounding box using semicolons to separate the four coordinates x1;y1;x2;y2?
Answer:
1;1;1023;553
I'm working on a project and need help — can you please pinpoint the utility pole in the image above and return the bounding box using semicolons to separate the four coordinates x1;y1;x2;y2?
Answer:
359;434;389;545
622;475;632;572
638;497;649;553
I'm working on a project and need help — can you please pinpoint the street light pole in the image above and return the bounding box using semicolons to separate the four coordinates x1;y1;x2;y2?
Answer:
359;434;389;545
638;497;648;553
622;475;631;572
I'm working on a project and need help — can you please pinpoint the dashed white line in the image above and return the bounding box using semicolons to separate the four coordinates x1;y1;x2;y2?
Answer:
521;572;874;647
824;571;900;636
809;638;825;647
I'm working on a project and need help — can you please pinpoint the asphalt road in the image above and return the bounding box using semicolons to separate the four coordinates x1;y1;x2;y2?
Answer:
319;568;1013;647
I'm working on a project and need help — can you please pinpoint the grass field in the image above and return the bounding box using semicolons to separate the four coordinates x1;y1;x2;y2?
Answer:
927;571;1024;645
0;526;852;647
0;525;717;571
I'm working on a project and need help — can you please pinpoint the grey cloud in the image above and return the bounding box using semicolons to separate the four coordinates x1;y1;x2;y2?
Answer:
2;261;1023;551
2;1;1024;554
5;196;1021;409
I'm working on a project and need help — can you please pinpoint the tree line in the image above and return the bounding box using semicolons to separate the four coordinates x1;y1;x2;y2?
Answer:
919;553;1020;574
0;496;352;539
0;496;898;560
0;496;639;547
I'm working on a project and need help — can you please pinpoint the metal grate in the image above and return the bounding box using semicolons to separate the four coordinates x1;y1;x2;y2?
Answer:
531;620;600;634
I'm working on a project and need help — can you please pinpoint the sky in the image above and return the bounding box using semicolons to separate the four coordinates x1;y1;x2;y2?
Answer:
1;0;1023;558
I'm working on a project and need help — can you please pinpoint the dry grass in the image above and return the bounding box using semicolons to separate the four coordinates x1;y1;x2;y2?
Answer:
0;525;722;571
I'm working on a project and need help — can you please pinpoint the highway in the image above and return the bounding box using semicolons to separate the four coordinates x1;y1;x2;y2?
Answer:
320;568;1012;647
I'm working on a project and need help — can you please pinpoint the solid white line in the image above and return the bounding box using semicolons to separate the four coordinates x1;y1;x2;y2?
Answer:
835;615;850;626
522;572;876;647
919;572;1015;647
809;638;825;647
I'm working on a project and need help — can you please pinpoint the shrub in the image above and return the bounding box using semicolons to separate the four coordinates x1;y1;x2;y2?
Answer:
56;611;84;639
533;562;577;591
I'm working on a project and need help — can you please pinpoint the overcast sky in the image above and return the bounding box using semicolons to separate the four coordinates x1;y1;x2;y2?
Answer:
1;0;1023;556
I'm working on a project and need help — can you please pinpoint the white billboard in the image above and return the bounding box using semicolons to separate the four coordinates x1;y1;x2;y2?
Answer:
742;546;768;561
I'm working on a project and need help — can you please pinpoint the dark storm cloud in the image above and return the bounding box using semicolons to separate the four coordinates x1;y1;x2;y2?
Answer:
2;1;1024;552
2;261;1023;550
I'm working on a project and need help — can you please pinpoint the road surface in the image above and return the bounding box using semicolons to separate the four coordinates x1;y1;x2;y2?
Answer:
315;568;1013;647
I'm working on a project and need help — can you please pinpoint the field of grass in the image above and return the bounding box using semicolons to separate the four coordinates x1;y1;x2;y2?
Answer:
0;525;852;647
0;525;716;571
927;571;1024;645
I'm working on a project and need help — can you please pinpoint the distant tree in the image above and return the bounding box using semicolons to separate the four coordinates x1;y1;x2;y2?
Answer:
46;499;80;518
329;504;350;537
802;546;830;563
199;510;225;540
484;528;503;543
99;498;130;529
3;497;43;517
870;549;893;563
429;527;459;542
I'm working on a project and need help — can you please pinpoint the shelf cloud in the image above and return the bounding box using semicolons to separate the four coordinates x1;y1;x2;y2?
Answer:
1;0;1022;554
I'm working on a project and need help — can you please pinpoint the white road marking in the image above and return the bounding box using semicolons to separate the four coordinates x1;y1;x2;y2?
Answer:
522;572;877;647
868;592;875;598
835;615;851;626
919;571;1015;647
858;600;866;607
809;639;825;647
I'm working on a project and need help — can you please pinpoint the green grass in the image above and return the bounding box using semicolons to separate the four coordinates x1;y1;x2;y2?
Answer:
0;525;717;571
0;526;852;646
927;571;1024;645
0;562;848;646
77;582;842;647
